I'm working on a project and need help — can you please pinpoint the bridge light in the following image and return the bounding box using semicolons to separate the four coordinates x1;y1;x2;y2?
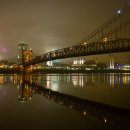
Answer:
83;111;87;116
103;37;108;42
104;118;107;123
83;42;87;45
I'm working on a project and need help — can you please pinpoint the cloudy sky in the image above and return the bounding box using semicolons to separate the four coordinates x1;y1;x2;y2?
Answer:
0;0;129;63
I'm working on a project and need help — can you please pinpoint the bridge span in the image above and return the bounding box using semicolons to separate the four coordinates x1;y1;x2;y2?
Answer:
24;38;130;66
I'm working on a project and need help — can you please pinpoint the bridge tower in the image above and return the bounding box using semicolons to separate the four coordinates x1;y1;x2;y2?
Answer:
17;42;28;74
17;42;33;74
17;42;28;64
23;49;33;73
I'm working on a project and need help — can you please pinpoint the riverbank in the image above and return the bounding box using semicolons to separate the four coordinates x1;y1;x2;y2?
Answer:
32;68;130;74
0;68;130;74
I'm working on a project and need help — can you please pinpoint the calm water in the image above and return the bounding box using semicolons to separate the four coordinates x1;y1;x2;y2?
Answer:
0;73;130;130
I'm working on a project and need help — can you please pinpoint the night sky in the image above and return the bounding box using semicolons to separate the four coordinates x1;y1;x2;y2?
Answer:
0;0;129;63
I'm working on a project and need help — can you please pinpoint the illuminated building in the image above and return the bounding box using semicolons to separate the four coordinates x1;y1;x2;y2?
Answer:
85;60;97;67
109;54;114;69
73;57;85;65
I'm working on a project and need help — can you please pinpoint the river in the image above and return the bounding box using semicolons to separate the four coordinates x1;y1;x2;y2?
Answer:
0;73;130;129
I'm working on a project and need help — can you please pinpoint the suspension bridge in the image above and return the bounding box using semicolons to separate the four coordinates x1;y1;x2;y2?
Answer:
23;2;130;67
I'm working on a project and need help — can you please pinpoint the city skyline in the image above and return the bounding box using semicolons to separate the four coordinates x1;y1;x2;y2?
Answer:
0;0;130;63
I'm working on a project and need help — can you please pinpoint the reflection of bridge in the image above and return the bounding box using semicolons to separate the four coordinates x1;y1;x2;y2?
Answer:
22;79;130;129
23;3;130;67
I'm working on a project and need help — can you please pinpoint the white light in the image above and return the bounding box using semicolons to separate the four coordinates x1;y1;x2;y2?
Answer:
47;61;53;66
104;118;107;123
103;37;107;42
117;10;122;14
83;111;87;116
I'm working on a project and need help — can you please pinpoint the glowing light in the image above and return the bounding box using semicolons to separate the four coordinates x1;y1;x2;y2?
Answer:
47;61;53;66
0;48;7;53
73;59;78;65
104;118;107;123
51;81;59;91
103;37;107;42
109;54;114;69
83;111;87;116
117;9;122;14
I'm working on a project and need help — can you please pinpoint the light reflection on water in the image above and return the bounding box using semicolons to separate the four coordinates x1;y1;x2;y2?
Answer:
0;73;130;129
1;73;130;109
0;73;130;105
32;73;130;86
26;73;130;109
0;73;130;86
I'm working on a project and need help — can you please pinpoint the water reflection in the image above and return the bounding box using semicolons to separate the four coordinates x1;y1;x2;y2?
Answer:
1;73;130;86
72;75;84;87
19;76;130;129
0;74;130;129
109;73;115;86
28;74;130;97
17;76;35;102
0;74;19;84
